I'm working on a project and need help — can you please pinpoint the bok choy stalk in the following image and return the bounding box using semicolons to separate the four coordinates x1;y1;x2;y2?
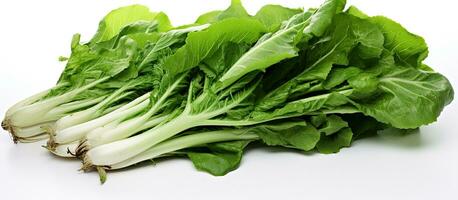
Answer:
1;0;454;184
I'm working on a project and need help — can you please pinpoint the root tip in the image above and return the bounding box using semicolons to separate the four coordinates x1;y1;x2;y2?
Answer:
1;119;9;131
44;127;57;151
1;118;18;144
45;139;57;151
96;167;107;184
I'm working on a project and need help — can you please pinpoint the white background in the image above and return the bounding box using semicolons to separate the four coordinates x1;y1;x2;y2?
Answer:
0;0;457;199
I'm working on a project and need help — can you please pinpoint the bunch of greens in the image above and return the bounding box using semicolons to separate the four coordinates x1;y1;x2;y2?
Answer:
2;0;453;184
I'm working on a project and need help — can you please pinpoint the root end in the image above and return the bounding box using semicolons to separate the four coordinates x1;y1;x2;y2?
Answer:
2;118;18;144
44;126;57;151
1;118;9;131
80;155;95;172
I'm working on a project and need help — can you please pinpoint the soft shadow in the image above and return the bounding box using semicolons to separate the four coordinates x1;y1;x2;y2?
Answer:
244;142;317;156
108;156;189;174
353;128;424;149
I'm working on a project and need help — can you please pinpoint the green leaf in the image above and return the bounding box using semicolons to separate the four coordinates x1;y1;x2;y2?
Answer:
50;36;139;99
370;16;428;68
219;12;309;88
90;5;172;44
194;0;250;24
322;67;362;89
250;120;320;151
347;72;379;98
216;0;250;21
316;127;353;154
195;10;222;24
254;5;303;32
186;119;321;176
346;6;369;19
353;65;454;129
200;42;250;78
138;24;210;71
252;89;353;121
90;20;160;50
317;115;348;135
162;18;266;76
303;0;347;38
342;113;388;139
187;140;251;176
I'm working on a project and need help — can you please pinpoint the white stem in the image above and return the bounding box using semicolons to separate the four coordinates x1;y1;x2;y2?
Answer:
110;130;258;169
103;92;151;115
5;88;51;117
86;114;201;166
85;119;122;139
54;99;150;144
85;115;167;149
100;103;126;115
16;133;49;143
47;95;107;117
12;122;54;138
8;77;109;127
51;87;133;132
52;95;110;131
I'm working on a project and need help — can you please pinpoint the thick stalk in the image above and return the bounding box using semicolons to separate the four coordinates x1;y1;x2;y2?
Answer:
47;95;107;118
8;77;109;127
53;89;133;132
110;130;259;169
79;75;184;150
5;88;51;117
12;122;54;138
83;115;167;149
16;133;49;143
53;99;150;144
85;81;256;166
85;114;202;166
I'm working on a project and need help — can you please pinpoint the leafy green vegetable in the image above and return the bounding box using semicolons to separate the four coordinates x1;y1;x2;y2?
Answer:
2;0;453;183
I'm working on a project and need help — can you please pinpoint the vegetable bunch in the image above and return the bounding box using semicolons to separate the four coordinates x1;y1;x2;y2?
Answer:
2;0;453;183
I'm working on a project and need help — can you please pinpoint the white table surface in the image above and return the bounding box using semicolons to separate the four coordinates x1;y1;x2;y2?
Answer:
0;0;457;199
